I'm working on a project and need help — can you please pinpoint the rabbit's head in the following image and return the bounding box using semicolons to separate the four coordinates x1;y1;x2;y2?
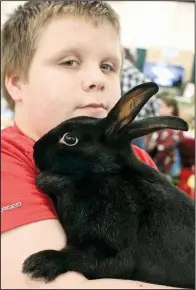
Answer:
33;82;188;175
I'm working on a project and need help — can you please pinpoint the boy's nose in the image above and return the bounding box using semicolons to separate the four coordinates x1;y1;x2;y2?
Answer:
82;74;105;92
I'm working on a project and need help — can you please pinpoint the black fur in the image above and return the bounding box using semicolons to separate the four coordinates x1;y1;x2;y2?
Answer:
22;82;195;288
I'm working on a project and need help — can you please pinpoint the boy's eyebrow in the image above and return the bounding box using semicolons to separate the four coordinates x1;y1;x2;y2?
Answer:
51;48;82;60
102;55;121;64
50;47;121;64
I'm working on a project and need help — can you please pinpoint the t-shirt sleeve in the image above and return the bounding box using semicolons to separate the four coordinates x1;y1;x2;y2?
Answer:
132;144;158;169
1;136;57;233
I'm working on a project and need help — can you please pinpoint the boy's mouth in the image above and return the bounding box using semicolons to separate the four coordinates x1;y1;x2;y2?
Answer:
79;103;106;109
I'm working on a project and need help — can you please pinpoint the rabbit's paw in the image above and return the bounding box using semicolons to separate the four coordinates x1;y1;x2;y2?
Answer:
22;250;68;282
35;172;49;191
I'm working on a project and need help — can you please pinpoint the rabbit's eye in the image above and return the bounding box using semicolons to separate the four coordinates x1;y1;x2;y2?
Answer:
59;133;78;146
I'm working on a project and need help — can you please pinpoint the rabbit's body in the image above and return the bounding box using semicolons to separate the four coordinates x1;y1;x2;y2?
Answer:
22;83;195;288
32;160;194;288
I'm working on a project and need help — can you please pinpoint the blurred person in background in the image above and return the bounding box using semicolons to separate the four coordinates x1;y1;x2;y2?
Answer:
121;48;160;149
146;96;184;178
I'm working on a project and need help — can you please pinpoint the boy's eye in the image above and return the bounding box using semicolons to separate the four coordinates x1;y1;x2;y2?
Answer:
101;63;114;72
60;60;79;67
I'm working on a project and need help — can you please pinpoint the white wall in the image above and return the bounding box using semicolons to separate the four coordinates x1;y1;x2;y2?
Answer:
1;1;26;24
108;1;195;52
1;1;195;52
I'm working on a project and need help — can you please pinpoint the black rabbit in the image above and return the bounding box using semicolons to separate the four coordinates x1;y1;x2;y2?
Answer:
22;82;195;289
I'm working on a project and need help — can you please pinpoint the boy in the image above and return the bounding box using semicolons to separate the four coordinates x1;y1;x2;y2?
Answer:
1;1;176;288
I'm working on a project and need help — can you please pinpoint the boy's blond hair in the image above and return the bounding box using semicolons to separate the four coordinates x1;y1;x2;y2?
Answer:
1;0;121;110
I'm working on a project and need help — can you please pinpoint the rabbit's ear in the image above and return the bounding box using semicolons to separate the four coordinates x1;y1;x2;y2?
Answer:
126;116;188;140
106;82;159;134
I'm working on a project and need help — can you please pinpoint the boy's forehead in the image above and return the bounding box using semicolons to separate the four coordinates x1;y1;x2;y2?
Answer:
36;16;121;59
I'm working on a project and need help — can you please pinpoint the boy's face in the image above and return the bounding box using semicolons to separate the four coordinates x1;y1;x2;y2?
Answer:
159;100;173;116
14;16;122;140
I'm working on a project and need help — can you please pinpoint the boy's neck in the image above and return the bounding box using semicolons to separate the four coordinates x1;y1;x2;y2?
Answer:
14;111;40;142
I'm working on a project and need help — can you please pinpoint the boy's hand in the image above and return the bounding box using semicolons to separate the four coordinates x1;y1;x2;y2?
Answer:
39;272;182;289
84;278;182;289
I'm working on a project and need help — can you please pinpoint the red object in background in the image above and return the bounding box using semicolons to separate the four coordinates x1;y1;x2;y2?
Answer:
179;137;195;169
177;137;195;199
177;167;195;199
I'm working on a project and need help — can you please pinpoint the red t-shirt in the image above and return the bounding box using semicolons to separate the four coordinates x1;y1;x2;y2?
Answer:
1;123;157;233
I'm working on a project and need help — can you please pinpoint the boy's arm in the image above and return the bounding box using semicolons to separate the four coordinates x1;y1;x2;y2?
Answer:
2;219;180;289
1;219;86;289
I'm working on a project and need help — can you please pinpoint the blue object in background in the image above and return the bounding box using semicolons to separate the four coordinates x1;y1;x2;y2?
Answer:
169;148;182;177
132;137;146;149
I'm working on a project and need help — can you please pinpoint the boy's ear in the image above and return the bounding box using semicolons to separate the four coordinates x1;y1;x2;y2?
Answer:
4;72;24;103
105;82;159;134
125;116;189;140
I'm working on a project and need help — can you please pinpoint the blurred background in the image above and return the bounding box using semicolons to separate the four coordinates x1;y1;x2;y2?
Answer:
1;1;195;197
